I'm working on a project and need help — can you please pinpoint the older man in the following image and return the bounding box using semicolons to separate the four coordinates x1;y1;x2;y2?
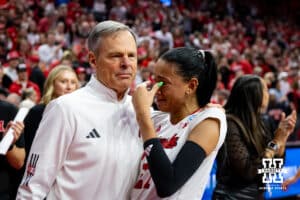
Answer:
17;21;143;199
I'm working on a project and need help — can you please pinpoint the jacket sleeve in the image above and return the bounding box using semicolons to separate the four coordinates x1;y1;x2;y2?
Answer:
16;100;74;199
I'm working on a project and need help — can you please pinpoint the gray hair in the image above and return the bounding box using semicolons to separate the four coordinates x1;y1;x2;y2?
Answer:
87;20;137;55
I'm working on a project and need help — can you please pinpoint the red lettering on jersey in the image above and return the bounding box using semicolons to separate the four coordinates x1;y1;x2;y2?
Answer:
142;163;148;170
141;152;146;160
144;177;151;188
134;176;152;189
0;121;5;132
134;179;143;189
159;134;179;149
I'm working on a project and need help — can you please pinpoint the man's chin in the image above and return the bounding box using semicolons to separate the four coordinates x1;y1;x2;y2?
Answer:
118;79;133;86
116;82;132;92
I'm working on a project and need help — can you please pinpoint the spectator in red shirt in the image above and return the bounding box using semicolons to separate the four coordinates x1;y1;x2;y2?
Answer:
8;63;41;102
2;50;20;89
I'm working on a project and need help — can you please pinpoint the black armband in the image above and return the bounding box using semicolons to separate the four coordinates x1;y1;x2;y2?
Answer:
144;138;206;197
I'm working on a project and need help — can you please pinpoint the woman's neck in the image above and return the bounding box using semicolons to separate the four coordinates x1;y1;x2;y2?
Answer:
170;104;200;124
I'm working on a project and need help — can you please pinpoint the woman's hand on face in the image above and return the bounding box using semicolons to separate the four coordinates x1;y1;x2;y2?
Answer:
132;81;161;116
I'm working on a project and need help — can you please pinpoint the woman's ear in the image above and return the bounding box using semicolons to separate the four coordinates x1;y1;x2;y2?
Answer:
188;77;199;93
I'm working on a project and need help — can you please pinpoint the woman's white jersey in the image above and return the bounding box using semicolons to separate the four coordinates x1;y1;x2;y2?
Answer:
131;108;227;200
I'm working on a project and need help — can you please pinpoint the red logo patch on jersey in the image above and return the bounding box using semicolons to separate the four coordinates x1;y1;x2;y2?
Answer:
155;125;161;133
22;153;39;186
182;122;188;129
27;166;35;174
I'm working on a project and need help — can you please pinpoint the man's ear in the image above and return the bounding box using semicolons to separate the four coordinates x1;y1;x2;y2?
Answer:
88;51;97;69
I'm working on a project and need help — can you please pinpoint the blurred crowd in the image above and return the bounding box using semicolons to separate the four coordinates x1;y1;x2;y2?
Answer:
0;0;300;140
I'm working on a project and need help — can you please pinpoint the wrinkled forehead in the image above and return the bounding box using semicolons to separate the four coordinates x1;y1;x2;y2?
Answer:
98;31;137;51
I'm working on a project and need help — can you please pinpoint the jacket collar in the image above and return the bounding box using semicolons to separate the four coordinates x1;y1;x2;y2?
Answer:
87;75;130;103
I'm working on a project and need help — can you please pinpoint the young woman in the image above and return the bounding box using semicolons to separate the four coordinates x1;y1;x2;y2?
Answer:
131;47;227;199
213;75;296;200
23;65;79;156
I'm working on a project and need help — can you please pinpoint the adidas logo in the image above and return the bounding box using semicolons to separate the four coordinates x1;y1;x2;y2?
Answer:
86;128;100;138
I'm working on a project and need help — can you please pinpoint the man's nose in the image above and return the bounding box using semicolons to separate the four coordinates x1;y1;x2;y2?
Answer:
120;56;130;68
